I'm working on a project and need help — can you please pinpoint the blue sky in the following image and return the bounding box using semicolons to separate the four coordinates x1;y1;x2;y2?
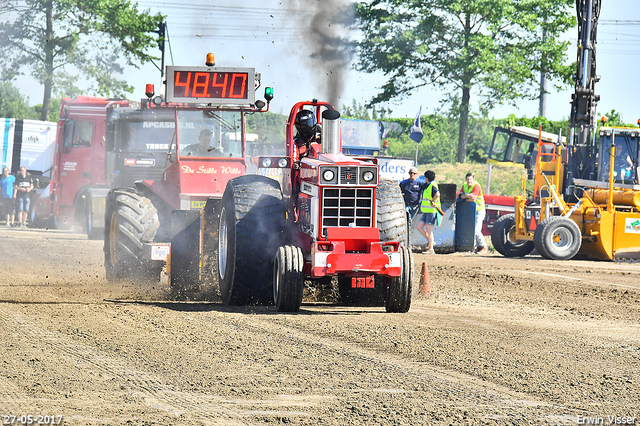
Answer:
13;0;640;123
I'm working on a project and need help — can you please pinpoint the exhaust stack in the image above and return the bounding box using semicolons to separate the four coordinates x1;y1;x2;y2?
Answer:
321;108;341;155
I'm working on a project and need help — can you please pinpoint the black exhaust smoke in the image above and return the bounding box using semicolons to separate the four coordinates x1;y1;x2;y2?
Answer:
285;0;355;108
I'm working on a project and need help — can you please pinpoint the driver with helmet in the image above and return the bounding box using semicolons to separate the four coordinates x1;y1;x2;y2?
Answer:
294;109;321;159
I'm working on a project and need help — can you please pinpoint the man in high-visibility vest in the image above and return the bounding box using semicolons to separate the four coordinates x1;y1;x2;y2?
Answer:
459;172;488;255
417;170;440;255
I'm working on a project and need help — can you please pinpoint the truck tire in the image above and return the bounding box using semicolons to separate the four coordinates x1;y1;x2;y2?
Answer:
104;188;162;282
377;178;408;247
273;245;304;312
491;213;534;257
385;246;414;313
218;175;287;305
533;216;582;260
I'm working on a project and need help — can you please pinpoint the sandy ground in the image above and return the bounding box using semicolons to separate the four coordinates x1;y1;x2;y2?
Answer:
0;227;638;425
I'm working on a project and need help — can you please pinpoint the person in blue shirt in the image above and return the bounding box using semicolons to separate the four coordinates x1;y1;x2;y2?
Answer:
400;167;424;211
1;167;16;227
399;167;425;218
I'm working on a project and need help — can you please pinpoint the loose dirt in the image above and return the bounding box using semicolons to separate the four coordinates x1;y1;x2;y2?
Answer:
0;228;638;425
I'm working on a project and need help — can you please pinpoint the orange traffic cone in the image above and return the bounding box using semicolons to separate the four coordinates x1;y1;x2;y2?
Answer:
419;262;430;295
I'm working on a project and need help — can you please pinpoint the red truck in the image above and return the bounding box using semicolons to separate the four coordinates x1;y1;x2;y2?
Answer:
33;96;130;236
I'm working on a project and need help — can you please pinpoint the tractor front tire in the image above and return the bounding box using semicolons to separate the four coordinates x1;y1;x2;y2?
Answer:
218;175;287;305
491;213;534;257
385;246;414;313
534;216;582;260
273;245;304;312
104;188;162;282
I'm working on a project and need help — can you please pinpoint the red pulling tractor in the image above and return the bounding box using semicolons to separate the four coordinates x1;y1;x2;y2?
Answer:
217;101;414;312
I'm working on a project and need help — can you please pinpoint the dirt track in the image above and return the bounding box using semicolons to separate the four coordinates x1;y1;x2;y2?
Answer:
0;227;638;425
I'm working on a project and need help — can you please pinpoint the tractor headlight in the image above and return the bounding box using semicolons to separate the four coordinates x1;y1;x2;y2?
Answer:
360;167;377;184
320;166;338;184
323;169;335;182
278;158;288;168
261;157;272;168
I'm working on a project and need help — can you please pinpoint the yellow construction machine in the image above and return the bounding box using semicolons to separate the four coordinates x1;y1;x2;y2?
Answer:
491;0;640;261
492;123;640;261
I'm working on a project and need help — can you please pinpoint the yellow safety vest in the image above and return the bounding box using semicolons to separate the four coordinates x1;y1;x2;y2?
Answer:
420;182;441;213
463;182;485;211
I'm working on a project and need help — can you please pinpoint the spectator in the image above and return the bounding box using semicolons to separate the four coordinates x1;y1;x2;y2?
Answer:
380;139;389;156
399;167;425;218
417;170;440;255
459;172;488;254
14;166;34;228
1;167;15;227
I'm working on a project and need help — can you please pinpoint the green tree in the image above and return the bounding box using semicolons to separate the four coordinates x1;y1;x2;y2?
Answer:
246;111;288;154
0;81;37;119
0;0;164;121
342;99;391;120
355;0;575;163
599;110;638;128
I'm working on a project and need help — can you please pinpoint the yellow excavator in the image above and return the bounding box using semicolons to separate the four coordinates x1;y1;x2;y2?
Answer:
491;0;640;261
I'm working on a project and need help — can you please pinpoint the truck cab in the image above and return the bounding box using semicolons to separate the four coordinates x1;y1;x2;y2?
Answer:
33;96;128;233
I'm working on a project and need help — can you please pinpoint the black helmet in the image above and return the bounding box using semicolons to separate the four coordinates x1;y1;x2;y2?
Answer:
295;109;317;140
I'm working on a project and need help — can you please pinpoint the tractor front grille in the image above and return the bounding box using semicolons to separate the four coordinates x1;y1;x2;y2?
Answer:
340;167;358;184
322;187;373;236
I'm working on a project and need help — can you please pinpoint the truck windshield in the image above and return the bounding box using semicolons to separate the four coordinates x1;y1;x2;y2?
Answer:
177;110;243;158
118;120;175;153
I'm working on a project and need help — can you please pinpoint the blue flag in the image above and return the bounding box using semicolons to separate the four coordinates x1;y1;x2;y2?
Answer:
409;107;423;143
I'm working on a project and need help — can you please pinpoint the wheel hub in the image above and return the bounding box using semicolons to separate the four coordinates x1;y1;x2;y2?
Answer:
551;227;574;252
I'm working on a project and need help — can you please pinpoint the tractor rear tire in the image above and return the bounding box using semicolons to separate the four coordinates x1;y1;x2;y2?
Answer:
533;216;582;260
104;188;162;282
491;213;535;257
385;246;414;313
376;178;408;247
218;175;287;305
273;245;304;312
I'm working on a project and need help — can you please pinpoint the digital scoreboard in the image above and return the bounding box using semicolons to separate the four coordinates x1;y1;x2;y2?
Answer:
165;66;256;105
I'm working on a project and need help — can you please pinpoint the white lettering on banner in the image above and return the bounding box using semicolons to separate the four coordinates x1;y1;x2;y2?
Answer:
377;158;415;182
